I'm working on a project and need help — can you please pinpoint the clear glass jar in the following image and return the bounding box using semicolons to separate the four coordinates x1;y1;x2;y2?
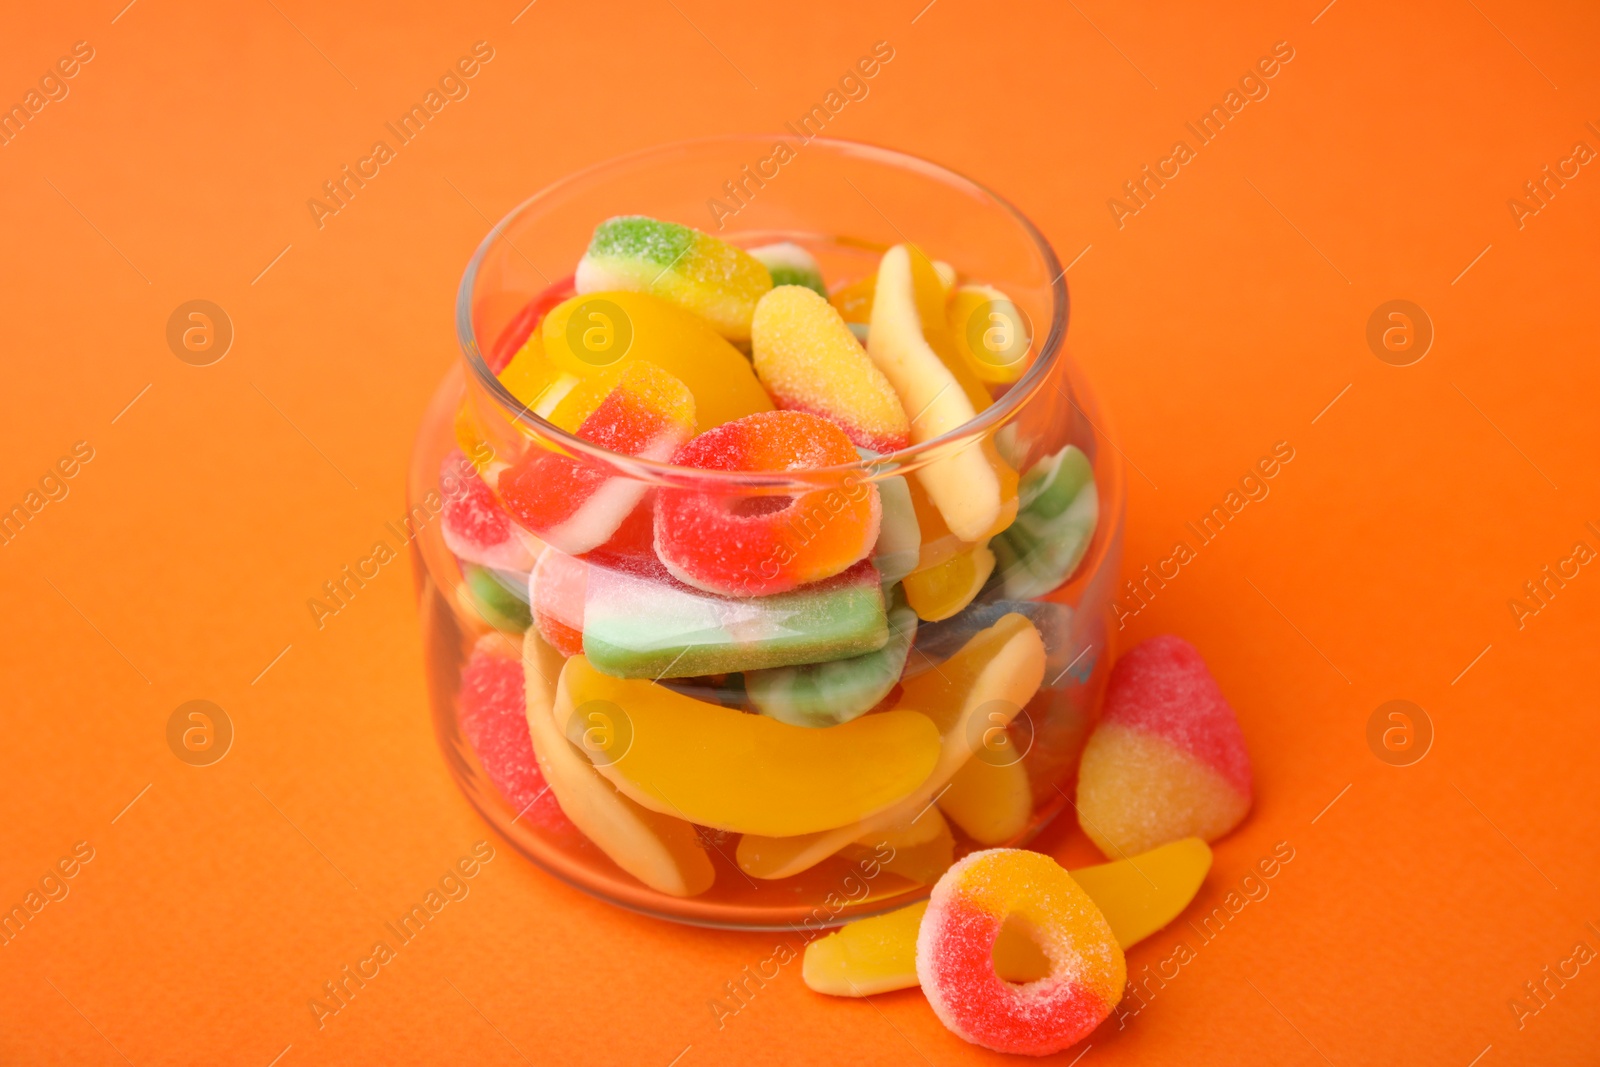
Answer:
410;136;1125;929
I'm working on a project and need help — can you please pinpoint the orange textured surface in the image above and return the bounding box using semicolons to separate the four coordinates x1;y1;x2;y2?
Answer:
3;2;1598;1064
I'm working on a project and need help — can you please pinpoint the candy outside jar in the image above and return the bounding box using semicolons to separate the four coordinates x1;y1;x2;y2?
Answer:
410;136;1126;929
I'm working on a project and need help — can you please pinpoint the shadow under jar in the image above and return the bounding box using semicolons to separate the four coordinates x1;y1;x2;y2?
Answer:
410;136;1125;929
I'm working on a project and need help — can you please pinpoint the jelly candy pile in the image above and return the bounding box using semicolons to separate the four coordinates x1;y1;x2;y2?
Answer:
443;215;1255;1056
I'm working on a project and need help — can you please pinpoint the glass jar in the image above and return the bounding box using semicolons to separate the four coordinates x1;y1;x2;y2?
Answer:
410;136;1125;929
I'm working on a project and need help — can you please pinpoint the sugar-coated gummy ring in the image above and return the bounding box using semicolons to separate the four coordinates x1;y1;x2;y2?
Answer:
916;849;1124;1057
654;410;881;597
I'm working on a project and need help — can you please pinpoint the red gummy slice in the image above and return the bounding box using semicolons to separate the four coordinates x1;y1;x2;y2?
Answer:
654;410;880;596
498;364;694;554
441;450;532;571
456;635;572;833
1102;634;1251;796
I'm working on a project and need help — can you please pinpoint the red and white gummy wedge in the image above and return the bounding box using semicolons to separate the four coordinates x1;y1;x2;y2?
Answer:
497;361;695;555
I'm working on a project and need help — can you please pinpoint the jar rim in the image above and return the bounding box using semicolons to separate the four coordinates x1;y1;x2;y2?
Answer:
454;134;1069;489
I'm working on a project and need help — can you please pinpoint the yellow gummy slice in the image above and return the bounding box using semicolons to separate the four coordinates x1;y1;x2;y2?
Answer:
902;541;995;622
830;259;954;327
948;284;1031;385
555;655;941;837
829;275;876;324
736;613;1044;879
520;632;714;897
541;291;771;430
869;245;1006;542
906;247;992;413
498;332;559;407
801;838;1212;996
937;752;1031;844
841;806;956;887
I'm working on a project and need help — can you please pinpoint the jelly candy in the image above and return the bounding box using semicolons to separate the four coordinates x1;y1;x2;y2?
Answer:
828;274;875;324
441;450;536;572
991;445;1098;599
485;278;575;373
902;541;995;622
828;258;955;325
655;411;881;597
529;548;586;657
948;284;1031;385
917;849;1124;1056
1077;636;1252;856
552;653;941;837
840;805;955;887
801;838;1210;996
911;598;1074;685
458;565;532;633
861;451;920;586
574;216;772;341
869;245;1015;542
1069;836;1212;949
736;612;1045;879
748;241;826;296
744;585;917;727
456;633;569;832
902;466;966;572
583;557;888;678
938;751;1031;845
541;290;772;430
521;631;715;896
498;361;696;555
496;330;562;412
750;286;909;454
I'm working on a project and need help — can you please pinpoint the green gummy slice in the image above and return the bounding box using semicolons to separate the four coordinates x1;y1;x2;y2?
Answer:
857;448;920;587
583;564;889;678
768;266;826;295
587;216;697;270
749;242;825;296
461;565;531;632
745;587;917;728
992;445;1099;599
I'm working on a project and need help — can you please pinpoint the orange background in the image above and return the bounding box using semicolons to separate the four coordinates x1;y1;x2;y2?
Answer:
3;1;1598;1063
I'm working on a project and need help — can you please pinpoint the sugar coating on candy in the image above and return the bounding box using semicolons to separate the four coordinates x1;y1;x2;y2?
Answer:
497;361;695;555
916;849;1123;1056
1075;636;1252;857
457;635;571;832
583;556;888;678
1100;635;1251;793
575;216;772;341
752;286;909;454
654;410;881;597
748;241;827;297
440;450;534;572
529;549;586;657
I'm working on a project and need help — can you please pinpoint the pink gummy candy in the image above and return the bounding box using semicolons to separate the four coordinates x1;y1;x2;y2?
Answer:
441;450;534;572
457;634;572;833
